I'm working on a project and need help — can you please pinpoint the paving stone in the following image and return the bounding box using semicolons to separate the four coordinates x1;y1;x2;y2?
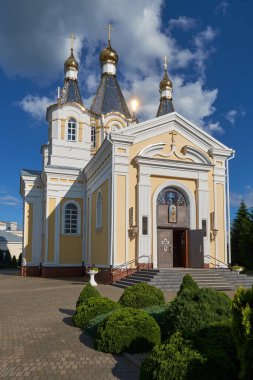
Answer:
0;271;139;379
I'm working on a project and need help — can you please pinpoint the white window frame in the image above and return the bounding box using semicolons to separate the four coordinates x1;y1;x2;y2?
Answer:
61;200;81;235
91;126;96;148
96;190;102;229
67;118;77;142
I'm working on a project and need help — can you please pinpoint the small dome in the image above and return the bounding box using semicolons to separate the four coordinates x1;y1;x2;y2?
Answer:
64;49;79;72
99;41;118;66
160;71;172;91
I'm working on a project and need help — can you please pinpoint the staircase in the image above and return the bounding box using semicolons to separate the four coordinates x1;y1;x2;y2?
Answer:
113;268;253;292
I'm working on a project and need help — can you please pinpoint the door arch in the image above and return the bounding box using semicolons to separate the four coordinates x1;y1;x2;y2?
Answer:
152;181;196;268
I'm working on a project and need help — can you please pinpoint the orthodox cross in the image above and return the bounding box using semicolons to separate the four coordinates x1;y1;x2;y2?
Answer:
169;131;177;144
69;33;76;51
162;238;170;252
106;24;113;42
164;56;169;71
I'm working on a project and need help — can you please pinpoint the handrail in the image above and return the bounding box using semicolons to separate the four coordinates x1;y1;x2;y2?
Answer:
204;255;230;269
112;255;150;270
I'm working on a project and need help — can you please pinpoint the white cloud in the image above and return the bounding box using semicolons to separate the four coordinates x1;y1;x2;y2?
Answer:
0;0;220;132
19;95;54;121
0;195;21;207
225;109;237;124
215;1;230;15
168;16;196;31
230;187;253;208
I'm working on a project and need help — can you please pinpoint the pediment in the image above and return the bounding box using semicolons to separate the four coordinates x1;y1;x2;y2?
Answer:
119;112;233;156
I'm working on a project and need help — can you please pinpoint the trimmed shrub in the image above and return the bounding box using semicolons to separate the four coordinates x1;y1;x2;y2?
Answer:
165;287;231;339
195;321;238;380
119;282;165;308
140;332;205;380
73;297;120;329
85;311;114;337
143;305;170;341
177;274;199;296
232;286;253;379
76;283;101;308
94;307;161;354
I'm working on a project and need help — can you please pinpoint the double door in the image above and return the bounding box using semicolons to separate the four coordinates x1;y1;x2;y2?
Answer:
157;228;204;268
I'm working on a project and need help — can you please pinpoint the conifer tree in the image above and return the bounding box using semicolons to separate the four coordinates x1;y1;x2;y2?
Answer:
231;201;252;268
18;253;22;267
4;249;11;264
11;255;17;266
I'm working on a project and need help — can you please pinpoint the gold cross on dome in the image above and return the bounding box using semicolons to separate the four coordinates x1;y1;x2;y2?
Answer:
69;33;76;51
169;131;177;143
164;56;169;70
106;24;113;42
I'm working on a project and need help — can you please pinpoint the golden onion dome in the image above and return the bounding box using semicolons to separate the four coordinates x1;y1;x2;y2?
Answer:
99;41;118;66
64;49;79;72
160;70;172;91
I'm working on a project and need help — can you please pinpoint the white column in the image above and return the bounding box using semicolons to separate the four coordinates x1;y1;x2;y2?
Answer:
137;171;151;263
196;174;210;265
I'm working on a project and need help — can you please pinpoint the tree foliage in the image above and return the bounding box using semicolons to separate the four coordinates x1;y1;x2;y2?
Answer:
119;282;165;308
231;201;253;268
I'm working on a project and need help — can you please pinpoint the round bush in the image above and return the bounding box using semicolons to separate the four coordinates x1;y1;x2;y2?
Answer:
76;283;101;308
72;297;120;329
94;307;161;354
143;305;170;341
140;332;205;380
119;282;165;308
164;287;231;339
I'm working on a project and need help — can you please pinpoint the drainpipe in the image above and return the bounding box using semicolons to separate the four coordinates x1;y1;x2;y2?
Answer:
226;150;235;265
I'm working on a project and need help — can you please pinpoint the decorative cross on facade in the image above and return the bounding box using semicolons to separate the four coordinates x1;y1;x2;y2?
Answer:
164;56;169;71
169;131;177;144
162;238;170;252
69;33;76;51
106;24;113;42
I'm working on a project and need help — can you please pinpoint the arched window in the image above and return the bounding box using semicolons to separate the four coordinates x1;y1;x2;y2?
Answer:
157;187;187;206
64;202;79;234
96;191;102;229
68;118;77;141
91;126;96;148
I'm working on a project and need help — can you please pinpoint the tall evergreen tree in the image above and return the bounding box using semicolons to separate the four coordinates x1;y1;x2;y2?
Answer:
231;201;252;268
4;249;11;265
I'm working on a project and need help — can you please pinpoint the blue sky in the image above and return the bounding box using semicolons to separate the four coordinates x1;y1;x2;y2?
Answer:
0;0;252;225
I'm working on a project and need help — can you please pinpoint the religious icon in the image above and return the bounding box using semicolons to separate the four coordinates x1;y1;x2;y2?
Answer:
169;204;177;223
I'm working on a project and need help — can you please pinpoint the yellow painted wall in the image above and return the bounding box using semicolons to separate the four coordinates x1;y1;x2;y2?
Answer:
91;180;109;265
47;198;56;262
216;183;226;263
59;198;83;264
115;175;126;264
24;203;33;262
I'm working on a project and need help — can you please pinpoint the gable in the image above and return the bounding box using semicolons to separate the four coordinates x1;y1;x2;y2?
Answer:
129;127;212;165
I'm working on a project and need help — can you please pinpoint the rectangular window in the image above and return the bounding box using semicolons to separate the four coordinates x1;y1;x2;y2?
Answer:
202;219;207;237
142;216;148;235
91;127;96;148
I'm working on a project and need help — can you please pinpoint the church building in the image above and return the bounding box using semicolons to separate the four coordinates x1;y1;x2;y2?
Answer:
20;31;234;282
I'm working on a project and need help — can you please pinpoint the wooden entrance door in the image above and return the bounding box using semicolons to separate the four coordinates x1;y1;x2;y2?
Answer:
187;229;204;268
157;229;173;268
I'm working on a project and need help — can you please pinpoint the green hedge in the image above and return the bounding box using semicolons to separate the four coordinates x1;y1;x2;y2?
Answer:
232;286;253;379
118;282;165;308
140;332;205;380
72;297;120;329
165;286;231;339
94;307;161;354
76;283;101;308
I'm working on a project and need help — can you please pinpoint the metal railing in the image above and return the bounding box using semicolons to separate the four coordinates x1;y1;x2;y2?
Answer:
112;255;150;271
204;255;230;269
